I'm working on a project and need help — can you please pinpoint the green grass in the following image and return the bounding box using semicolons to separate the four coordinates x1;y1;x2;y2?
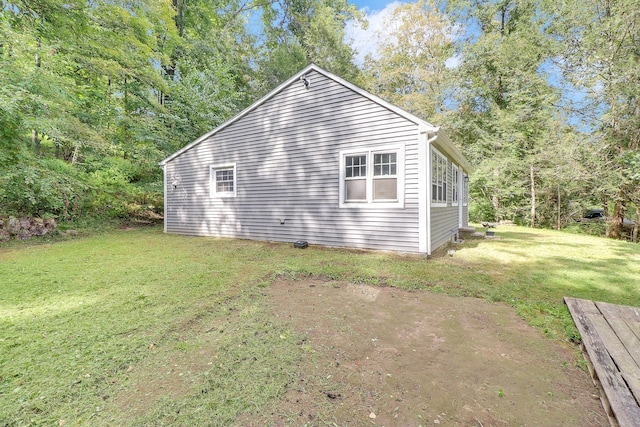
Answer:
1;225;638;425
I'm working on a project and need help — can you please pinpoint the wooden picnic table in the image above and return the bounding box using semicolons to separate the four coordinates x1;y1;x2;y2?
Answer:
565;297;640;427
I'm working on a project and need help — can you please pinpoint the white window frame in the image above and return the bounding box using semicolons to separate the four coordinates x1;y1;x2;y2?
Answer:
339;146;405;209
431;147;447;207
210;163;237;198
452;164;459;206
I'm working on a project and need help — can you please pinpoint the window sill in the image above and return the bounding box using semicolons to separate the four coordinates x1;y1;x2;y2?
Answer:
340;201;404;209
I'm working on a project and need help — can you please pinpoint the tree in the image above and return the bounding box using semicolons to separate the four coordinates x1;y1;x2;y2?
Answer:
446;0;560;226
362;0;455;121
258;0;363;91
545;0;640;239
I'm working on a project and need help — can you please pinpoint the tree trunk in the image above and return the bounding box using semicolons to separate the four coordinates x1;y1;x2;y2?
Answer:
633;205;639;243
557;184;561;230
492;168;499;220
71;144;80;165
530;163;536;228
106;77;111;130
173;0;185;37
32;129;40;154
608;195;626;239
602;195;611;237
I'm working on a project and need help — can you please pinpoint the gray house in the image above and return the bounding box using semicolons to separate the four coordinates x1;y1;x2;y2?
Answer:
160;64;472;255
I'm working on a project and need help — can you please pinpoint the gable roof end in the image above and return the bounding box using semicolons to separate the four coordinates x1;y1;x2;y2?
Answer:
159;64;469;171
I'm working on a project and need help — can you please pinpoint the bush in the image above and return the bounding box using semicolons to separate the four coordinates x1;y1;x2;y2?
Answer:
469;198;495;223
84;162;163;220
563;221;607;237
0;161;87;218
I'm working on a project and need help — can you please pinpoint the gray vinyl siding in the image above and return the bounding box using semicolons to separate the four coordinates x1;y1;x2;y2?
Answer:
430;159;461;251
164;70;422;252
462;205;469;227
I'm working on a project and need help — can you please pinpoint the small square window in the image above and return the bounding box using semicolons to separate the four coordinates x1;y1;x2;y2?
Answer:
211;164;236;197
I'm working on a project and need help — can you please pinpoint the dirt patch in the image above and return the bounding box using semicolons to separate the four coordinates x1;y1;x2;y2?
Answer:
262;279;607;426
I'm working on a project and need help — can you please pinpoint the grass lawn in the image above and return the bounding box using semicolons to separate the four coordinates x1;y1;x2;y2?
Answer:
1;225;638;425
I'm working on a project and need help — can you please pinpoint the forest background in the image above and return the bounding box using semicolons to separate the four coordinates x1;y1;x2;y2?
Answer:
1;0;638;240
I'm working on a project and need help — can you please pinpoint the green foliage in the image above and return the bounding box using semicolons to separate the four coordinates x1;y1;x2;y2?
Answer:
469;196;496;223
0;159;87;218
1;0;635;240
544;0;640;236
258;0;363;90
362;0;454;120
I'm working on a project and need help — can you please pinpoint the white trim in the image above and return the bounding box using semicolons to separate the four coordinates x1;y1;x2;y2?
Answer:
339;145;405;209
425;132;438;255
210;163;237;198
163;165;167;233
451;164;459;207
463;173;469;207
418;131;428;253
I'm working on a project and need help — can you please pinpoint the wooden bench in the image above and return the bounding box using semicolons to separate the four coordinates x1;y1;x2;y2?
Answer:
564;297;640;427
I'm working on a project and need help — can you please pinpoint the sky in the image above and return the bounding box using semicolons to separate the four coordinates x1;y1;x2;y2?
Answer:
345;1;462;68
344;1;402;64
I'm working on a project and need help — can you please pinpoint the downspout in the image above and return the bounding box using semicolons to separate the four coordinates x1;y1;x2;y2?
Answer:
162;164;167;233
425;130;439;256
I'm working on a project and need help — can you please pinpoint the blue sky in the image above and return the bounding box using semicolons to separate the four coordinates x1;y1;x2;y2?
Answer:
345;1;402;64
351;0;394;11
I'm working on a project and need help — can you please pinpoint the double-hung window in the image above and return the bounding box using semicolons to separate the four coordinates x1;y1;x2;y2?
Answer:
345;154;367;201
431;148;447;205
373;153;398;200
340;147;404;208
210;163;236;198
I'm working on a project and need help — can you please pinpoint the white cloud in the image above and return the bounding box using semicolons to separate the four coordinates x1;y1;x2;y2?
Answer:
445;54;462;69
346;2;463;69
345;2;402;65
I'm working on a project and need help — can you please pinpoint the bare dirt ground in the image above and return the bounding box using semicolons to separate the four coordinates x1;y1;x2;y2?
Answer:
262;279;608;426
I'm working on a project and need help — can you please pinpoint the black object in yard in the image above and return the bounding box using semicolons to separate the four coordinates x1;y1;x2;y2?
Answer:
294;240;308;249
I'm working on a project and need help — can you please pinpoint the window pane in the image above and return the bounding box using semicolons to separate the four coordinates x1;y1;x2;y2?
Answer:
346;155;366;178
373;178;397;200
215;169;234;193
217;181;233;192
432;157;437;183
345;179;366;201
374;152;397;176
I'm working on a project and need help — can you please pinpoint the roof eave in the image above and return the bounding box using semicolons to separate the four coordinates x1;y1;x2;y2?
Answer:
433;128;473;173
